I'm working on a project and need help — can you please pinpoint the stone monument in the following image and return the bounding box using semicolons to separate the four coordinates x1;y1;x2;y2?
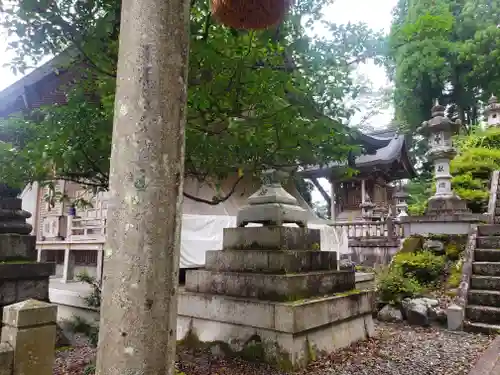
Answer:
484;94;500;127
420;100;469;215
394;183;409;218
0;184;55;324
178;170;374;369
399;102;483;236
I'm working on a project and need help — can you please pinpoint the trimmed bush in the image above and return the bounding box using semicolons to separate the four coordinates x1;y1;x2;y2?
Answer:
392;251;446;285
377;266;423;304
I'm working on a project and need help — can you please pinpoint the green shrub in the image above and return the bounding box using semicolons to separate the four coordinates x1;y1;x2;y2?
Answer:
392;251;446;284
376;267;423;304
445;243;461;261
447;260;463;289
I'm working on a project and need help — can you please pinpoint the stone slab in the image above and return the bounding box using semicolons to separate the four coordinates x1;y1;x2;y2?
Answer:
478;225;500;237
237;203;308;227
0;235;36;261
471;275;500;290
205;250;337;273
477;236;500;249
1;324;56;375
468;290;500;307
177;310;374;369
472;262;500;276
178;288;373;333
3;299;57;328
223;226;321;250
0;342;13;375
466;305;500;325
0;263;55;280
475;249;500;262
0;279;50;307
185;269;355;301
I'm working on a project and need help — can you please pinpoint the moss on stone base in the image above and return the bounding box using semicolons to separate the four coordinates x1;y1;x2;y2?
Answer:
178;328;296;371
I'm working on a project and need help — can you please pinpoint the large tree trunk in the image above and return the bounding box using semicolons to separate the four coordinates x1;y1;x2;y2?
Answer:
95;0;190;372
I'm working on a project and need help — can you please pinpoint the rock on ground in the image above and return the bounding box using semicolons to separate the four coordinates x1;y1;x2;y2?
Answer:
377;305;403;322
53;323;495;375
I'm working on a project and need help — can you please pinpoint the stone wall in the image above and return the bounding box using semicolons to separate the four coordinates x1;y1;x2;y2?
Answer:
341;238;400;267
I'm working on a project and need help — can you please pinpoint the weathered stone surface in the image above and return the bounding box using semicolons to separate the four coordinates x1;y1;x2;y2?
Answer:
0;197;33;235
423;239;444;253
474;249;500;262
466;305;500;325
426;194;470;216
185;269;355;301
0;263;55;280
468;290;500;307
406;302;429;326
0;234;36;261
428;306;446;324
478;225;500;237
477;236;500;249
2;300;57;375
178;288;374;334
0;281;16;306
377;305;403;322
223;226;321;251
0;342;13;375
471;275;500;290
3;299;57;328
447;304;464;330
472;261;500;276
205;250;337;273
237;203;308;228
402;298;436;326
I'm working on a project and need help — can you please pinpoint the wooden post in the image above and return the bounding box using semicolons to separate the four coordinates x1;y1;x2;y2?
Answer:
95;0;190;372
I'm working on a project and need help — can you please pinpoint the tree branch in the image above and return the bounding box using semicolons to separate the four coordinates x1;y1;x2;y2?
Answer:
183;175;244;205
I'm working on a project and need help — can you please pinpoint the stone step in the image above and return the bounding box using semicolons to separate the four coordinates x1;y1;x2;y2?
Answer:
478;225;500;237
222;226;321;251
474;249;500;262
185;269;355;302
472;262;500;276
466;305;500;325
468;290;500;307
205;250;337;273
476;236;500;249
471;275;500;290
464;321;500;334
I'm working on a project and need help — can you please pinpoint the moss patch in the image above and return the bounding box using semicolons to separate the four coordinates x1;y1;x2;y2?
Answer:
178;328;296;371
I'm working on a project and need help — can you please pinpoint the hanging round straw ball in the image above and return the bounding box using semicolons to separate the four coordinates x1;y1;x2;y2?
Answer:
211;0;288;30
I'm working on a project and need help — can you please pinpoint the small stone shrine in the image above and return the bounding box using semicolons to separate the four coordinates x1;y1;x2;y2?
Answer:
179;170;374;369
0;184;55;323
420;100;469;215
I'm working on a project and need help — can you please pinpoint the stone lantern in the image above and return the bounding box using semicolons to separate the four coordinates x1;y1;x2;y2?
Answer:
484;94;500;127
419;100;469;215
394;184;409;218
360;193;376;220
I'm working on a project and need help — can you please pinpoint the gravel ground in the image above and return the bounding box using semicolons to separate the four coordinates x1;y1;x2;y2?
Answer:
53;322;495;375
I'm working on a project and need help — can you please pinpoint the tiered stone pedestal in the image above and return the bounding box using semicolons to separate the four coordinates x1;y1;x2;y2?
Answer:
0;197;55;324
180;226;374;369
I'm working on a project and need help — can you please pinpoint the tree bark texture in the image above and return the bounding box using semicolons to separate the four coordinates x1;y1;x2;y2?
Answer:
95;0;190;372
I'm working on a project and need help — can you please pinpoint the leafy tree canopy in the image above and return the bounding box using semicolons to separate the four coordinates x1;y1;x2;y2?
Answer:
0;0;385;204
389;0;500;134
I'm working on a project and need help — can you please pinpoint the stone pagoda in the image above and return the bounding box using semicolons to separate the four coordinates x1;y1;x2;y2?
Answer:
420;101;469;215
178;170;374;369
484;94;500;127
0;184;55;321
394;184;409;218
